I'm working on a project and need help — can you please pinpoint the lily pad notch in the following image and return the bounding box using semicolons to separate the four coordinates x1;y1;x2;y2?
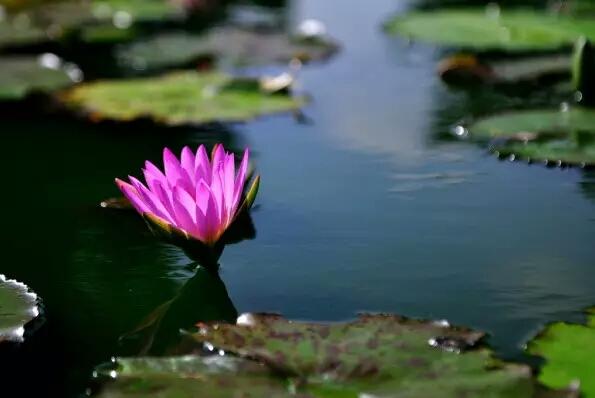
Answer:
0;274;40;343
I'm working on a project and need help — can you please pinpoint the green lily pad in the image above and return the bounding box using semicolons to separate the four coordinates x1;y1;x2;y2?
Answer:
438;53;571;86
0;274;39;343
0;55;81;101
116;28;339;72
95;313;576;397
91;0;185;22
527;308;595;397
385;8;595;51
466;108;595;165
62;71;305;126
95;356;292;397
0;18;48;48
468;108;595;140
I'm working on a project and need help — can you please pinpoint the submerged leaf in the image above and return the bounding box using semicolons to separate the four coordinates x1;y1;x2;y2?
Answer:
0;274;39;343
61;71;305;126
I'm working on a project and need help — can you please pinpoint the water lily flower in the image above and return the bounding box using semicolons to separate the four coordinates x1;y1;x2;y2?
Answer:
115;144;259;264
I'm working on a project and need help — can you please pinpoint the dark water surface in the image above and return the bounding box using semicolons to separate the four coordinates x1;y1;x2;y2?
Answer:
1;0;595;396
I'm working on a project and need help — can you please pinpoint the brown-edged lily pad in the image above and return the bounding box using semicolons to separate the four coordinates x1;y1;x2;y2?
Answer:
466;108;595;166
438;54;571;86
61;71;305;126
0;54;82;101
0;274;40;343
94;313;576;397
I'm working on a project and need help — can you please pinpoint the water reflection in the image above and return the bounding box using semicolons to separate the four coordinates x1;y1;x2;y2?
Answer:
121;266;237;355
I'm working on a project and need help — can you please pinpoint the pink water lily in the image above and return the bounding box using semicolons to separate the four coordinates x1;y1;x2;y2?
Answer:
116;144;257;246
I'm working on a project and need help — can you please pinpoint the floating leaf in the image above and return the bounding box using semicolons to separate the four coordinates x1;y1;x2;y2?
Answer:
95;313;576;397
438;53;571;86
385;9;595;51
0;55;81;101
466;108;595;165
62;71;305;126
467;108;595;140
115;28;339;72
0;19;48;49
94;356;291;398
0;274;39;343
527;308;595;397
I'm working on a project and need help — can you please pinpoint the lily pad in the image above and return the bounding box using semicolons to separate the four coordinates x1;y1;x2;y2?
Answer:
0;274;39;343
385;8;595;51
62;71;305;125
438;53;571;86
466;108;595;165
527;308;595;397
467;108;595;140
0;55;81;101
95;313;576;397
0;18;48;48
115;28;339;72
95;356;291;397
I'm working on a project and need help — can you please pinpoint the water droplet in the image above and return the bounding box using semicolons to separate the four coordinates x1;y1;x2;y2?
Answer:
575;91;583;103
204;342;214;351
433;319;450;327
508;154;516;162
297;19;326;39
237;313;256;326
428;336;468;353
218;349;225;356
64;63;84;83
109;370;117;379
113;11;132;29
560;102;570;112
452;125;468;138
38;53;62;70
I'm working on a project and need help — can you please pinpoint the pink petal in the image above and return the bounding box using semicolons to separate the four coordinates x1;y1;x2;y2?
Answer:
115;178;151;214
129;176;174;223
195;145;211;184
232;148;249;211
223;153;235;220
211;144;225;180
180;146;196;184
195;180;210;215
171;188;200;238
163;148;194;195
204;189;222;243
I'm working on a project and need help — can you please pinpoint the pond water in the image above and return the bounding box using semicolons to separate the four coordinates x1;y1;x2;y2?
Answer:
1;0;595;396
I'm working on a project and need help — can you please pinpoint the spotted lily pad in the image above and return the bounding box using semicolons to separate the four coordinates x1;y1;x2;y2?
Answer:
527;308;595;397
466;108;595;165
385;8;595;51
62;71;305;125
95;313;576;397
0;274;39;343
94;356;291;397
116;27;339;72
0;55;81;101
